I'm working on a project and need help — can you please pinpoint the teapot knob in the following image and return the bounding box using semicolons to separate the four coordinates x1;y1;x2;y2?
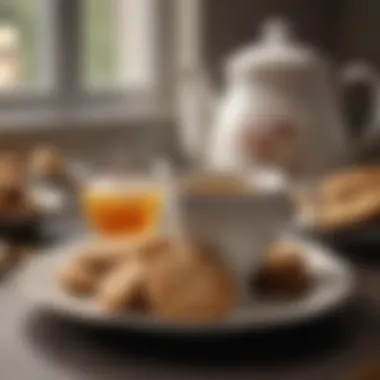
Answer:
260;17;293;44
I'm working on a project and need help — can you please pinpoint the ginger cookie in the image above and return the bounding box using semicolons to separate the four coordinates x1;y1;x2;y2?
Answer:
145;251;237;324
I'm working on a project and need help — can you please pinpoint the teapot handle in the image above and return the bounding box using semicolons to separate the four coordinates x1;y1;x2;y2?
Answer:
341;62;380;143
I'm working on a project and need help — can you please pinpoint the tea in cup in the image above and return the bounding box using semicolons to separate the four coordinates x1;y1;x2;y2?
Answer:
81;176;164;238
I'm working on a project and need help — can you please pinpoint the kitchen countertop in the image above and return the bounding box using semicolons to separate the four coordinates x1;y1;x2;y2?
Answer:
1;215;380;380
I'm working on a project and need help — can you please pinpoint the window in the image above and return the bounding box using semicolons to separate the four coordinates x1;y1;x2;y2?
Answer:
0;0;44;90
0;0;177;126
83;0;159;91
83;0;116;88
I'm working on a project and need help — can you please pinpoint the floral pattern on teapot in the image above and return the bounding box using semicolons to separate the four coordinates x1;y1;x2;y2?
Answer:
239;118;301;173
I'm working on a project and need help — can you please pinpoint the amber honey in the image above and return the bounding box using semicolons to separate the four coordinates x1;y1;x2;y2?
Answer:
82;179;163;237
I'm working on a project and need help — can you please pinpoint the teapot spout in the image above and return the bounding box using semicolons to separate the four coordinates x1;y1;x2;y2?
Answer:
177;67;218;166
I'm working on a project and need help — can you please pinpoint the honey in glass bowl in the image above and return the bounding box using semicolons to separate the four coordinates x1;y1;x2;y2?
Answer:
81;177;164;237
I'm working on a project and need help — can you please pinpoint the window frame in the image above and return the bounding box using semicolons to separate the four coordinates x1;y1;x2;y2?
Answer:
0;0;176;128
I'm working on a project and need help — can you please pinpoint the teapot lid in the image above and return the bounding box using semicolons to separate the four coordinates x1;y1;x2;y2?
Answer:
226;18;324;78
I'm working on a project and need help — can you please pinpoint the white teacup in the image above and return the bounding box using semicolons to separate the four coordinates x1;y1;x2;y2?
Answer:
180;169;292;288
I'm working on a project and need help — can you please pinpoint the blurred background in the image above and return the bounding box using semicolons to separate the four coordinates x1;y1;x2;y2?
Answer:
1;3;380;380
0;0;378;161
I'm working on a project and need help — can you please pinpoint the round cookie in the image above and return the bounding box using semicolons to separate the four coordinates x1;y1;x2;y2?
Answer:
145;251;237;324
316;187;380;231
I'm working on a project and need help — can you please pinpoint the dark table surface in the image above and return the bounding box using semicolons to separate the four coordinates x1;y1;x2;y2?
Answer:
1;214;380;380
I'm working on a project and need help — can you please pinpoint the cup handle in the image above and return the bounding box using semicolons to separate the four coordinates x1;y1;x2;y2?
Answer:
342;62;380;142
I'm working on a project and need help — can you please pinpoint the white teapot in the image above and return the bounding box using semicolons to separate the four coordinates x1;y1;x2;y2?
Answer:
179;19;380;178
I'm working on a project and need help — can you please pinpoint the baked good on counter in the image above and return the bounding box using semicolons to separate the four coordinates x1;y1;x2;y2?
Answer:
314;188;380;231
296;165;380;232
28;145;67;180
320;165;380;204
0;152;39;220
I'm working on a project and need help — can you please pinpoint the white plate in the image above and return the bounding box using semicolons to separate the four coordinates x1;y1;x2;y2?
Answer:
17;237;354;334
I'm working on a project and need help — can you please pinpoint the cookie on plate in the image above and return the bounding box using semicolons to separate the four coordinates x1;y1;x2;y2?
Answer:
72;237;147;275
145;249;237;324
98;260;146;314
254;243;310;297
58;259;99;296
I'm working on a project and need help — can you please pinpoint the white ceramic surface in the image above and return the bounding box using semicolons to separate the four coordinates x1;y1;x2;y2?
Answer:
179;18;380;178
17;237;353;333
180;169;292;280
